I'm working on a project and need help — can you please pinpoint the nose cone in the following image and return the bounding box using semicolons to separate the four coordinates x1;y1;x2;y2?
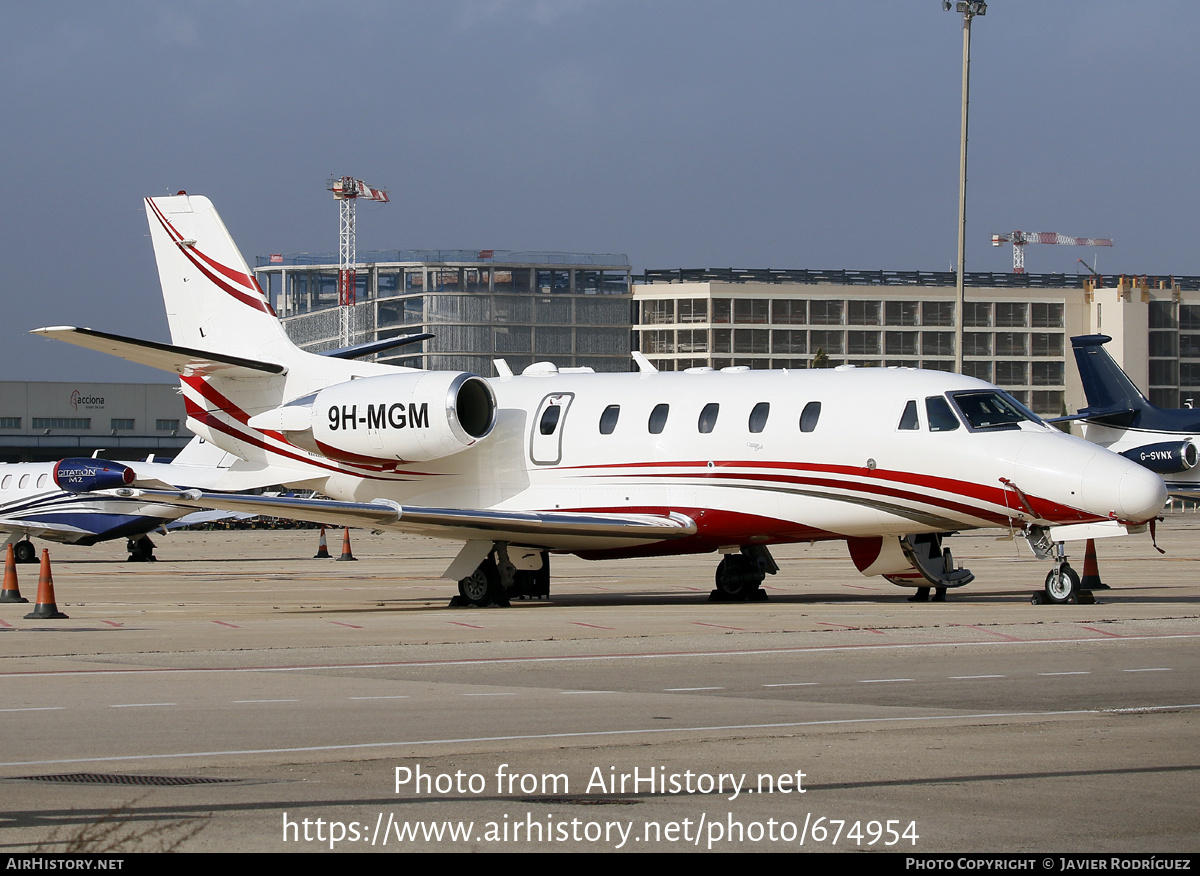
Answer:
1082;451;1168;523
1117;463;1169;523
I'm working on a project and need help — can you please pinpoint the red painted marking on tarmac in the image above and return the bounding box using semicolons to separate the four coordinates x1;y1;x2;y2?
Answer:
449;622;486;629
100;620;122;628
693;622;746;631
841;584;880;591
818;622;884;634
950;624;1023;641
329;621;363;629
570;622;615;630
213;621;240;628
0;619;14;628
1080;625;1123;638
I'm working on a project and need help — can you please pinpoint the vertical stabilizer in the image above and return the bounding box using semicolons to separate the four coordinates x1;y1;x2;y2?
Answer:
145;195;294;366
1071;334;1149;416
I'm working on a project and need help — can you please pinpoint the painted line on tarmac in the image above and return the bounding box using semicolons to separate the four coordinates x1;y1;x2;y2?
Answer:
1;633;1197;678
3;703;1198;769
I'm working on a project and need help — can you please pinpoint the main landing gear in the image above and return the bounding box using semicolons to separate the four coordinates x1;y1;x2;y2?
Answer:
451;544;549;608
126;535;158;563
1026;531;1094;605
12;539;37;564
709;545;778;602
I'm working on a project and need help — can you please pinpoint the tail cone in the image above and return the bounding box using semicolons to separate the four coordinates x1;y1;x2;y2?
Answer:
24;549;68;619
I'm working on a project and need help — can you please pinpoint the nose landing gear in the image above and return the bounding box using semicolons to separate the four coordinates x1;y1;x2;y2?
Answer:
1026;534;1095;605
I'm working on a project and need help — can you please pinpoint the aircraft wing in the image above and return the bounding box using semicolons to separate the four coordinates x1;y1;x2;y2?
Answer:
30;326;285;377
0;517;98;542
96;488;698;545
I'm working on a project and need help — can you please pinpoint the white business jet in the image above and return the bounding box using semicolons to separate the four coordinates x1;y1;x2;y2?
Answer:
34;195;1166;604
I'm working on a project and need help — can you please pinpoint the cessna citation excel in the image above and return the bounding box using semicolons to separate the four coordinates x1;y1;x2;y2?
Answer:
34;195;1166;606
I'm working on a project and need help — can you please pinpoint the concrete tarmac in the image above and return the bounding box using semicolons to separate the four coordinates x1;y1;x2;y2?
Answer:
0;518;1197;853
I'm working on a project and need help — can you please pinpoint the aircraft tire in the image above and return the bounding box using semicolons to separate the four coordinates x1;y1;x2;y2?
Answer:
13;540;35;564
1043;563;1080;605
458;562;498;607
713;555;763;600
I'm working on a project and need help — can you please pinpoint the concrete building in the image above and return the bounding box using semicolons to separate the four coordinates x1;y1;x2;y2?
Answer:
256;250;633;376
0;381;190;463
633;269;1200;417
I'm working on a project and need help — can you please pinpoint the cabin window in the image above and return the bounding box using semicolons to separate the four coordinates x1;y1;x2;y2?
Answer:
539;405;562;436
36;475;47;488
18;475;29;489
648;403;670;434
1;475;9;490
599;405;620;435
698;403;720;434
898;400;919;430
748;402;770;433
925;396;960;432
799;401;822;433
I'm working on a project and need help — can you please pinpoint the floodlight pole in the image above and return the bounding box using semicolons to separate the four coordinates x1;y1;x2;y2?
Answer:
947;1;984;374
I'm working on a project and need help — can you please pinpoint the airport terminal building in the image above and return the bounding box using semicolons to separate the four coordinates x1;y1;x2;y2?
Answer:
631;269;1200;417
255;251;634;376
0;381;189;463
256;251;1200;422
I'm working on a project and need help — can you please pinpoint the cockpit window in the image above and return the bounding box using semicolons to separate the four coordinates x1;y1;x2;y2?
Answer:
898;400;919;431
950;390;1042;431
925;396;960;432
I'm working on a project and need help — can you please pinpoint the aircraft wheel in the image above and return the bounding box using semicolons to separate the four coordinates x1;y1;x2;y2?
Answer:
458;560;501;607
714;555;763;600
453;559;501;607
13;540;35;564
1043;563;1080;605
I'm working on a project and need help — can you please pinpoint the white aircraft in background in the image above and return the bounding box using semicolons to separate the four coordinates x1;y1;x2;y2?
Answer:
0;437;272;562
34;195;1167;604
1058;334;1200;499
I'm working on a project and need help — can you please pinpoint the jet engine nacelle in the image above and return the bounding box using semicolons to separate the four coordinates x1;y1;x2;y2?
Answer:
54;458;136;492
298;371;497;464
847;533;975;589
1120;440;1199;475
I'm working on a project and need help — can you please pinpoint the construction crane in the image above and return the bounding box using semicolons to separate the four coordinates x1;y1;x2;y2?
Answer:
991;230;1113;273
327;177;389;346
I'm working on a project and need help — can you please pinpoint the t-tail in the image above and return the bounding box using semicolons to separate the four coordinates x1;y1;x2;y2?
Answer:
1071;334;1200;433
145;195;298;365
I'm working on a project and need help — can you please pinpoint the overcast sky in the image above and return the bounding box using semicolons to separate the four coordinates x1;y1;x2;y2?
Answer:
2;1;1197;381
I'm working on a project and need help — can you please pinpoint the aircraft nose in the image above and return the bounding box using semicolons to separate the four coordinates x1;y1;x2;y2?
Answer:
1116;462;1168;523
1082;452;1167;523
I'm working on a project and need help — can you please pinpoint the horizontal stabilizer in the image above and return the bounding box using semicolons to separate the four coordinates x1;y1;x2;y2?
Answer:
30;326;286;377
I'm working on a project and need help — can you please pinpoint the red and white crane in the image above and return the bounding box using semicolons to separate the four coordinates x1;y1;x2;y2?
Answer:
991;230;1113;273
327;177;389;346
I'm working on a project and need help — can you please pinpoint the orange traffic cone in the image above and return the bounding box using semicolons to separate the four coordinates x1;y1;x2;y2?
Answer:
1080;538;1109;590
313;525;332;559
336;527;357;562
0;544;27;603
24;549;68;619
